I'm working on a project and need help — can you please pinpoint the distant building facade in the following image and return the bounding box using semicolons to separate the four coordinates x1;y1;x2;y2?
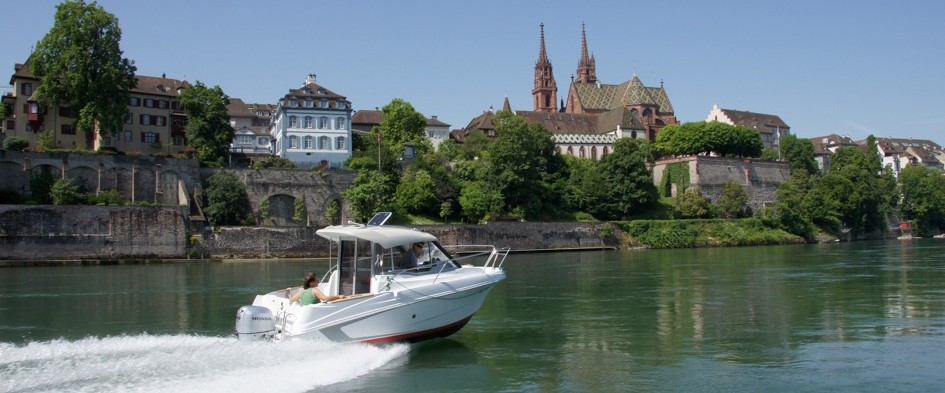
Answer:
350;109;452;151
809;133;857;172
706;104;789;150
867;137;945;176
2;61;191;155
227;99;275;167
271;75;353;169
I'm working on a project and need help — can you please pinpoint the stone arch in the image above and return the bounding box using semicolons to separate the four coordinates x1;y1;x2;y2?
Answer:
66;165;97;191
0;161;27;194
103;167;133;200
262;193;297;226
134;167;156;203
157;169;182;205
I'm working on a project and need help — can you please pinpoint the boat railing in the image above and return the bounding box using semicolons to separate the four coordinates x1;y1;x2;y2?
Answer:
442;245;510;269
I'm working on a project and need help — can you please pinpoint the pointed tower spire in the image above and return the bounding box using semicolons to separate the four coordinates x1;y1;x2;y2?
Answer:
532;23;558;112
576;23;597;83
502;95;512;112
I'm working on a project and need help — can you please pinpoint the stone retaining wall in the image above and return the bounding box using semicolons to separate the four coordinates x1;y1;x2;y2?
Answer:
0;205;188;260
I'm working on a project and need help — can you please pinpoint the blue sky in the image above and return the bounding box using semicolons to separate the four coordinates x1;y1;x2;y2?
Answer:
3;0;943;145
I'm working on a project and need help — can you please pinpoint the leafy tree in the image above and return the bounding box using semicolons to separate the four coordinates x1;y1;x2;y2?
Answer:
899;165;945;235
655;121;762;158
32;0;136;142
344;171;394;222
3;136;29;152
676;188;711;218
718;180;749;218
180;81;233;166
830;146;885;235
324;199;340;225
484;111;565;218
769;176;816;240
377;98;430;158
863;135;883;175
459;181;504;223
37;130;56;151
394;169;439;214
204;171;250;226
589;138;658;220
779;133;819;175
292;197;307;223
460;129;492;160
50;177;86;205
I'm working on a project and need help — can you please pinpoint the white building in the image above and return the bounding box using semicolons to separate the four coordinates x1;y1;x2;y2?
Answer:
706;104;790;150
271;75;353;169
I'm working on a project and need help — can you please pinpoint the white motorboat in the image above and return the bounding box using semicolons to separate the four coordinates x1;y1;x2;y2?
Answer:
235;213;508;344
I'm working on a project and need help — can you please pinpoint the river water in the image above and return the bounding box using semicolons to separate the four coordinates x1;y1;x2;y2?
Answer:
2;239;944;392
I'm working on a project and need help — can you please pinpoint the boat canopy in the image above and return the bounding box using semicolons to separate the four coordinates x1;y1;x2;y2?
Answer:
315;224;437;249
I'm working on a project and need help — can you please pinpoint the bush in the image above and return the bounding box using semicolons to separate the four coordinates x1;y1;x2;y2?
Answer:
88;189;124;205
3;136;29;152
50;178;87;205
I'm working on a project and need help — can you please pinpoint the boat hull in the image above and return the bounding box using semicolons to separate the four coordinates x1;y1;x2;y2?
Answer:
252;268;504;344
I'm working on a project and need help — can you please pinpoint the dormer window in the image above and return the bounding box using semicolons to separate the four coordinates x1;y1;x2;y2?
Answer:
305;98;313;108
337;101;346;109
320;99;328;108
318;89;326;95
289;98;298;107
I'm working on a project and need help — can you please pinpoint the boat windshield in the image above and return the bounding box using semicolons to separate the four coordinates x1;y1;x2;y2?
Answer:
373;241;456;272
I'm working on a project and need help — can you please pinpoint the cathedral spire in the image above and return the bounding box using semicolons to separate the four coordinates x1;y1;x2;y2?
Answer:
576;23;597;83
532;23;558;112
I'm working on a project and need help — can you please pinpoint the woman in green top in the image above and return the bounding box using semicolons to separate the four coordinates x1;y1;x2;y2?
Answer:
289;271;346;305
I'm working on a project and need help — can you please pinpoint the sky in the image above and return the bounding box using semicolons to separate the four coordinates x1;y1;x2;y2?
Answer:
2;0;944;146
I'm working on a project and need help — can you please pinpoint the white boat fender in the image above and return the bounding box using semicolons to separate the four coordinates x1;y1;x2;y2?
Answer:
235;305;275;341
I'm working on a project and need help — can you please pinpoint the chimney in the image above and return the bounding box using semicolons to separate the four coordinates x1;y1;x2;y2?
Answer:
305;74;316;85
431;116;437;120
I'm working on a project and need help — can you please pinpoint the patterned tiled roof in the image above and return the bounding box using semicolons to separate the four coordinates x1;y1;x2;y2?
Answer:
553;133;619;144
572;75;674;113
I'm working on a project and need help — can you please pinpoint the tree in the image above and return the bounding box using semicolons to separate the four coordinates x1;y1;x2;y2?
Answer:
484;111;564;218
394;169;439;215
377;98;430;158
899;165;945;236
32;0;136;143
655;121;762;158
589;138;658;220
180;81;233;166
459;181;504;223
779;134;819;175
50;177;86;205
676;188;711;218
204;171;251;226
718;180;749;218
344;171;394;222
37;130;56;151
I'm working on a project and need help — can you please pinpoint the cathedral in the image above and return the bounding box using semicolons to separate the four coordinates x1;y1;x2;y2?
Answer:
458;24;678;160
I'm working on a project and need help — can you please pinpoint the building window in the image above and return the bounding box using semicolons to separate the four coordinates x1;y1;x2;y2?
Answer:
155;116;166;127
289;116;298;128
124;130;132;142
142;132;158;144
335;117;346;129
319;136;330;150
289;98;298;107
289;135;299;148
318;117;328;129
144;98;154;108
304;116;313;128
126;113;133;124
258;137;268;145
58;106;74;117
21;83;32;95
5;120;13;130
61;124;75;135
129;97;140;106
157;100;168;109
304;136;313;148
305;98;313;108
320;99;328;108
336;136;346;150
173;135;185;146
140;114;151;126
171;101;180;110
337;101;346;109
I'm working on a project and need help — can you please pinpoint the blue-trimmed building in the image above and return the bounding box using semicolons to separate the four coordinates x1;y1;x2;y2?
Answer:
272;74;353;168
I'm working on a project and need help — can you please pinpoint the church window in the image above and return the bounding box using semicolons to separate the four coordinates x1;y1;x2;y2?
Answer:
591;146;598;160
579;146;586;158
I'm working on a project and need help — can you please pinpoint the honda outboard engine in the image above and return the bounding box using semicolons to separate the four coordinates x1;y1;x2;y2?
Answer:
235;305;275;341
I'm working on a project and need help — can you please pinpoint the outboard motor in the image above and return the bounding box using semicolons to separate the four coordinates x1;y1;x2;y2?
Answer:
235;305;275;341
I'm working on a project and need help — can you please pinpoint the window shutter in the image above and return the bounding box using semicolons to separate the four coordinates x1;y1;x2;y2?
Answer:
155;133;161;143
141;132;145;142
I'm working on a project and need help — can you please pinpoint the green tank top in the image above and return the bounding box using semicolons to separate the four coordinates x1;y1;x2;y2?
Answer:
300;288;319;305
